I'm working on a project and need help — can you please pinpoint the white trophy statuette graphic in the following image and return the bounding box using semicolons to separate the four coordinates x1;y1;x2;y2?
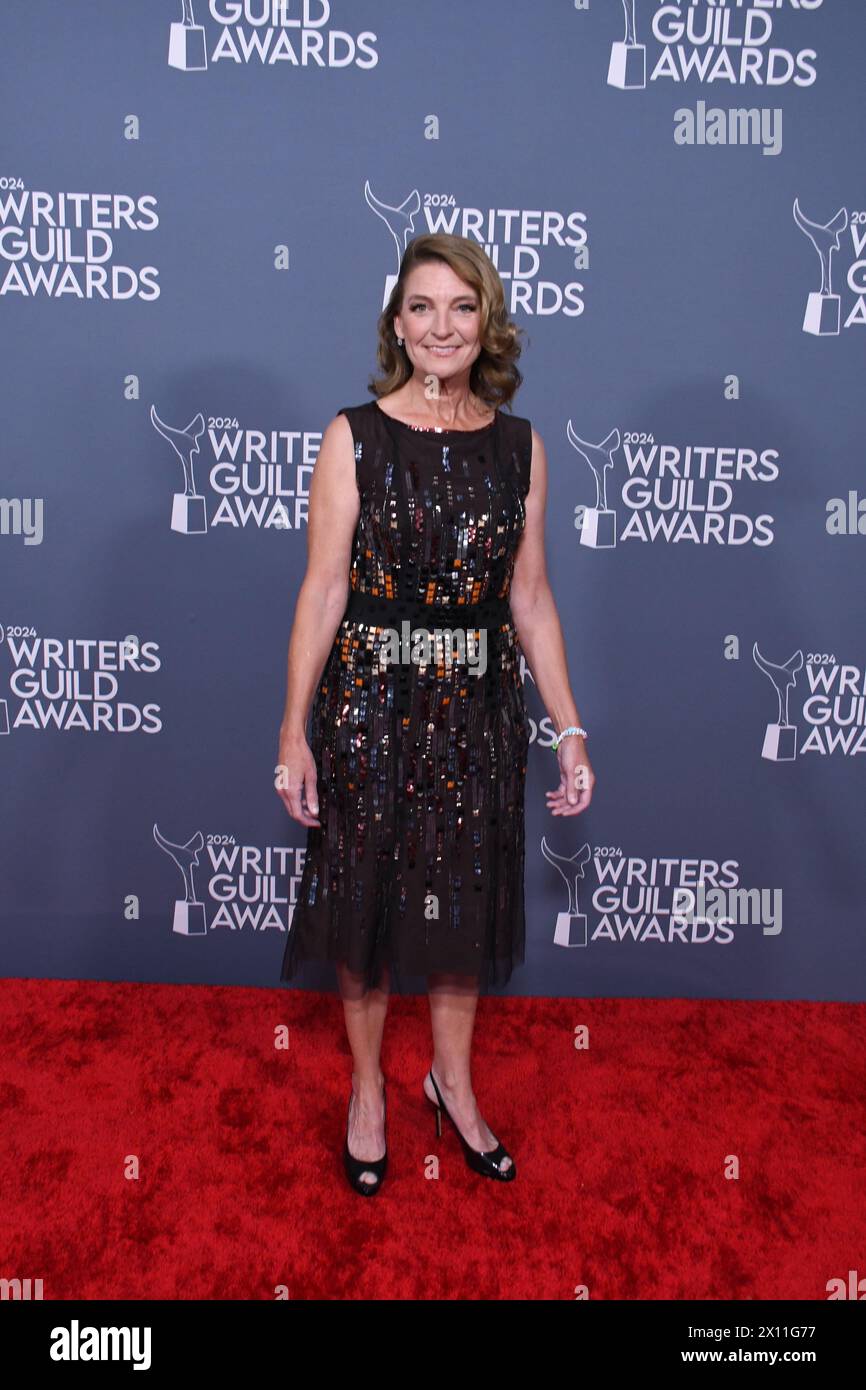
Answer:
568;423;618;549
793;199;849;337
753;642;803;762
154;823;208;936
168;0;207;72
364;180;421;309
608;0;646;91
150;405;208;534
541;838;591;948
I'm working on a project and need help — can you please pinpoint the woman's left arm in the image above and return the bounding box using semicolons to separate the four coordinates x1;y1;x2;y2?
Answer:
508;427;595;816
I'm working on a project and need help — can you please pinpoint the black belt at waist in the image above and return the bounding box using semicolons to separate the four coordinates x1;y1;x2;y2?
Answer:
344;589;511;630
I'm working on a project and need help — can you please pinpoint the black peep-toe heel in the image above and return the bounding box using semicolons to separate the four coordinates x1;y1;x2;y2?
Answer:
343;1083;387;1196
425;1069;515;1182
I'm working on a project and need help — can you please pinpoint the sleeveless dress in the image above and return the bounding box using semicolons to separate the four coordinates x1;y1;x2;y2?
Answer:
280;398;533;993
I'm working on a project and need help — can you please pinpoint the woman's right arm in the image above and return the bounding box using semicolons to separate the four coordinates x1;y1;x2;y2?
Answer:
275;413;359;825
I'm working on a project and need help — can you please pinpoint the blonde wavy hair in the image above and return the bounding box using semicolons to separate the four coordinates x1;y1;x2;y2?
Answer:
368;233;525;411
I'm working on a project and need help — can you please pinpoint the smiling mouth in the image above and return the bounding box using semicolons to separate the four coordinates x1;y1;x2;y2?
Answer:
427;345;459;353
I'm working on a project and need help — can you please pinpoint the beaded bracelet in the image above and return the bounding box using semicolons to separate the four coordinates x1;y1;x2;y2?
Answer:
552;725;588;751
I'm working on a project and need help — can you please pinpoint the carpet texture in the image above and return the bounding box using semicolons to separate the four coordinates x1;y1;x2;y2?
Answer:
0;978;863;1300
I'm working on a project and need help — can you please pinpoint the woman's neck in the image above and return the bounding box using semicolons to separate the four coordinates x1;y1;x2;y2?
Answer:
400;381;489;427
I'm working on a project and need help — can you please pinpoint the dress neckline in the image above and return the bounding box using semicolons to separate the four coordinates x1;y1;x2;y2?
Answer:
373;398;498;437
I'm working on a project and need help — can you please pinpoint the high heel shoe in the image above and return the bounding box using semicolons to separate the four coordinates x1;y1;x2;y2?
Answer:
343;1082;387;1196
425;1069;516;1182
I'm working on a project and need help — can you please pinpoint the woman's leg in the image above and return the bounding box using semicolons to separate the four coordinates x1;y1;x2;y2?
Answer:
337;960;389;1185
425;970;513;1173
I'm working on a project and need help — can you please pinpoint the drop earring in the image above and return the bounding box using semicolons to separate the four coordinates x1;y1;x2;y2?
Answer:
397;337;403;346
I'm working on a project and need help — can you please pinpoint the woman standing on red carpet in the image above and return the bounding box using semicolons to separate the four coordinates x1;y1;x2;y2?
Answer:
276;233;594;1194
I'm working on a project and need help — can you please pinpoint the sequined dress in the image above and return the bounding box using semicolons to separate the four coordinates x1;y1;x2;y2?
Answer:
280;398;533;992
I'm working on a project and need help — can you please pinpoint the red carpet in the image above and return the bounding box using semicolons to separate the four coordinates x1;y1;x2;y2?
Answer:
0;978;863;1300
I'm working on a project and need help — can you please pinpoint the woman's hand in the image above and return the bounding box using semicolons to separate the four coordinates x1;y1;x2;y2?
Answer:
275;726;321;827
545;736;595;817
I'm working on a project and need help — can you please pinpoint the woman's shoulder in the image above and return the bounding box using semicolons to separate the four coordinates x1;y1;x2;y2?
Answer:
332;400;379;433
325;402;378;449
337;400;377;417
499;405;531;428
498;405;533;451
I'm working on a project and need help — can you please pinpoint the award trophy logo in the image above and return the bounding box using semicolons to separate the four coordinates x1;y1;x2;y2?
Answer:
541;838;591;948
153;823;208;936
364;180;421;309
608;0;646;91
752;642;803;762
150;405;208;535
168;0;208;72
793;198;849;337
568;423;618;549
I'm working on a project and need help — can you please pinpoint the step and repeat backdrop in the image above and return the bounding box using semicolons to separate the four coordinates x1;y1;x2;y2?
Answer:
1;2;863;999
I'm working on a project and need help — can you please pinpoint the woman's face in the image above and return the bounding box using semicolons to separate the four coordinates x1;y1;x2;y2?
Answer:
394;262;483;385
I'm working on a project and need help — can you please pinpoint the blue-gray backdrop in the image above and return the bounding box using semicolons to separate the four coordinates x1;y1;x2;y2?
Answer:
1;1;863;999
